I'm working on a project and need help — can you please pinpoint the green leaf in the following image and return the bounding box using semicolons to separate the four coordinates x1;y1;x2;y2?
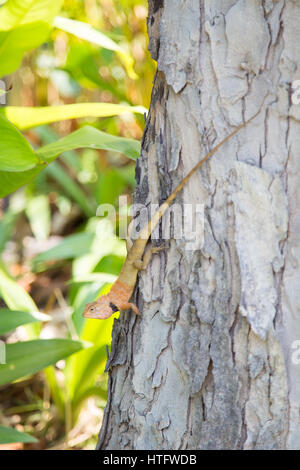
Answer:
0;338;88;386
0;115;40;172
37;125;140;162
0;165;42;199
0;23;50;78
0;309;50;335
0;123;140;198
53;16;137;80
33;232;95;266
0;426;37;444
0;126;140;199
0;0;62;27
0;0;63;77
2;103;147;130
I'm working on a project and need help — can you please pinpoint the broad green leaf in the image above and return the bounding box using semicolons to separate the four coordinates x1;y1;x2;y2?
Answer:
0;115;40;171
0;123;140;198
0;261;37;312
37;125;140;162
53;16;137;80
0;23;50;78
0;338;88;386
2;103;147;130
34;126;82;172
0;426;37;444
0;165;42;199
33;232;95;266
0;309;50;335
0;0;63;77
0;0;62;28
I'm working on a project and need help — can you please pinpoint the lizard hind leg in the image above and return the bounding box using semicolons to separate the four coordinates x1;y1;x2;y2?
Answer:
134;243;168;271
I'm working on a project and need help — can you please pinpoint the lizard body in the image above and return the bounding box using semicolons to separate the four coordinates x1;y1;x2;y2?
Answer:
83;107;263;320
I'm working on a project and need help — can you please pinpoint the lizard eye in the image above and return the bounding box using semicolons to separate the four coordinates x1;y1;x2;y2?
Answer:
89;306;95;312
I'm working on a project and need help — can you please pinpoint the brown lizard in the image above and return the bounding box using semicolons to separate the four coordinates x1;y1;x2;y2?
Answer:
83;106;263;320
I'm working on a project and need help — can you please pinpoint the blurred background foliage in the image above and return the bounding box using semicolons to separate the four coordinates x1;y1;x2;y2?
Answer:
0;0;155;449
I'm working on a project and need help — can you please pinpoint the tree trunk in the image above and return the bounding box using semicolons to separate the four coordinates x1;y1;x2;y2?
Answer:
98;0;300;450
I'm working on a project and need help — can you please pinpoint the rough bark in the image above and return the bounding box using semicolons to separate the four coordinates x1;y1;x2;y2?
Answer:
98;0;300;449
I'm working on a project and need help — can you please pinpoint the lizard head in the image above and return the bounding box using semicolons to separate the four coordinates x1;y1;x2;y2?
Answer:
83;296;119;320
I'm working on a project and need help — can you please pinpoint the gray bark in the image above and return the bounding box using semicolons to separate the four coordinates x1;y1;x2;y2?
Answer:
98;0;300;449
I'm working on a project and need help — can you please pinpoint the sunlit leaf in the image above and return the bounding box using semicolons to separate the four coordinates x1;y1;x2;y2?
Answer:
0;338;88;386
53;16;137;79
0;0;63;77
0;23;50;78
0;426;37;444
2;103;147;130
0;0;62;28
66;307;116;402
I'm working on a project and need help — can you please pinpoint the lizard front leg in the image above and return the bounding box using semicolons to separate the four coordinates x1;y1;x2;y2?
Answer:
133;243;167;271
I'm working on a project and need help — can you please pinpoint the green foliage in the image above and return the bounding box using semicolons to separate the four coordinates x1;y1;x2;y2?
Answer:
0;309;50;335
37;125;141;161
0;0;153;448
0;338;88;387
53;15;137;79
0;0;63;76
0;115;40;171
